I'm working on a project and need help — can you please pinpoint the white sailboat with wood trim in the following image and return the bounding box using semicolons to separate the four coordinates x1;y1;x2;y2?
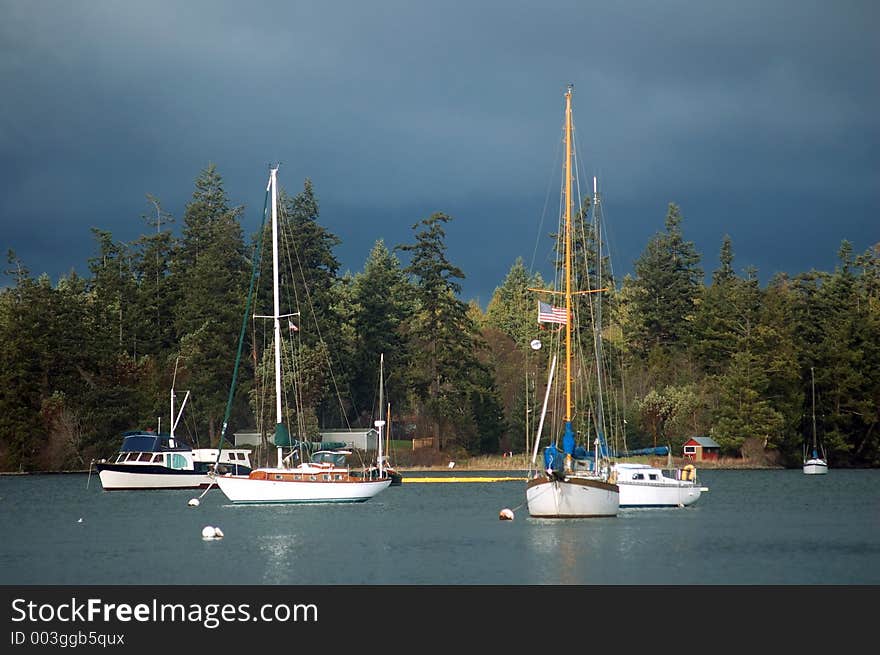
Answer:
803;366;828;475
525;85;620;518
213;166;392;503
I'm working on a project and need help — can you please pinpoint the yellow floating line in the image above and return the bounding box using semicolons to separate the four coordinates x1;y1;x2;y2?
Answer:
403;476;523;483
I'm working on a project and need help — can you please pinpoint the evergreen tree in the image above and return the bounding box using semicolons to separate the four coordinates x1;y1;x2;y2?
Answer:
693;235;742;375
398;212;492;450
131;195;177;357
172;164;248;443
485;258;546;348
348;240;415;427
627;203;703;356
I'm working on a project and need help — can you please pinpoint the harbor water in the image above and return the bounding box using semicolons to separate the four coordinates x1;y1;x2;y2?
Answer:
1;468;878;585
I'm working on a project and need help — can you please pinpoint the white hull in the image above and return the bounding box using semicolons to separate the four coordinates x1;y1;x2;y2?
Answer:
618;480;702;507
803;459;828;475
215;471;392;504
613;463;703;507
98;469;209;490
526;474;619;518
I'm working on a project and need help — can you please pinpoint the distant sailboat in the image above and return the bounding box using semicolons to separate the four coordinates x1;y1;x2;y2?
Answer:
803;366;828;475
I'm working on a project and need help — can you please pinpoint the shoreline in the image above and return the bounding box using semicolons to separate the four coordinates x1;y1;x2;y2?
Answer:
0;463;819;476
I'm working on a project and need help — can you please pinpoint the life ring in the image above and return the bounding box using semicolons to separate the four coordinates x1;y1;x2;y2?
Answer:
681;464;695;481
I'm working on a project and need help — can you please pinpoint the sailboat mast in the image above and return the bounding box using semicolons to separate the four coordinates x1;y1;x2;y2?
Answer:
376;353;385;475
592;176;607;456
564;84;574;424
270;166;284;468
811;366;818;452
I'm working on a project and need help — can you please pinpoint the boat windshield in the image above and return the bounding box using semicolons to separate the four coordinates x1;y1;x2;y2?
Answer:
310;451;349;467
119;432;190;453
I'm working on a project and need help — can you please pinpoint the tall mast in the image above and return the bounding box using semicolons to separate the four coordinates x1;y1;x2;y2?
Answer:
564;84;573;424
811;366;817;453
270;166;284;468
592;175;606;457
376;353;385;476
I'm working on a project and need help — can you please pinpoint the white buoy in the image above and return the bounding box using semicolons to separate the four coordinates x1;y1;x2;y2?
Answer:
448;461;456;469
77;518;83;523
188;498;200;507
499;508;515;521
201;526;217;539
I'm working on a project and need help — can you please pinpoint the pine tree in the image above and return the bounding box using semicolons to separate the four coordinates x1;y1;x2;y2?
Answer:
172;164;248;444
348;240;415;427
398;212;492;450
627;203;703;356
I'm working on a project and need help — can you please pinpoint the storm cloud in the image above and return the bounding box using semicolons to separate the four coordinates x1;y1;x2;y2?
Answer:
1;0;877;303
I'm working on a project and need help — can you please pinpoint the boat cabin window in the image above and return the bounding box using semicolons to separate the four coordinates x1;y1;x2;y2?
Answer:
274;474;283;480
151;454;164;463
632;473;644;480
335;474;344;480
166;453;189;470
138;452;152;462
310;451;347;467
323;474;331;481
126;452;140;462
115;454;126;463
649;474;658;481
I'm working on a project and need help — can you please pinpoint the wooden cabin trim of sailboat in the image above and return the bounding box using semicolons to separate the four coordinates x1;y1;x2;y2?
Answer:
526;474;618;493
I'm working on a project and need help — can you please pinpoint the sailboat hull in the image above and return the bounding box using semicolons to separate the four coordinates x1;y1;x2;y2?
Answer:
215;472;392;504
526;474;619;518
803;459;828;475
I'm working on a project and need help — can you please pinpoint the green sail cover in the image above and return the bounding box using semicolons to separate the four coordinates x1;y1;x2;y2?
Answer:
274;423;291;447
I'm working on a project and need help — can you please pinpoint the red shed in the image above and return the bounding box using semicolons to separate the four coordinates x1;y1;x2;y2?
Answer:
683;436;721;461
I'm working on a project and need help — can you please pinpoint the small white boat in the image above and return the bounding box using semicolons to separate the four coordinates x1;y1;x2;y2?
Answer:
613;462;703;508
96;431;253;490
95;377;252;490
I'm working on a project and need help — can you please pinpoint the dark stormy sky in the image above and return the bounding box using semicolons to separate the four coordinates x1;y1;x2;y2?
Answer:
1;1;878;305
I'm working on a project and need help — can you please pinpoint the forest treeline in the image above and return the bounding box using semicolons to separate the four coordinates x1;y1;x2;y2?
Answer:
1;164;878;471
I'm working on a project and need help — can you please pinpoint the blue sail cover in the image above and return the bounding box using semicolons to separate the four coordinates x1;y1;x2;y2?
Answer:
616;446;669;457
562;421;575;455
575;445;670;459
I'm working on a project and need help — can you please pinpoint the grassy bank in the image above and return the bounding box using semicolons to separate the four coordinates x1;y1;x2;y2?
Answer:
395;453;784;471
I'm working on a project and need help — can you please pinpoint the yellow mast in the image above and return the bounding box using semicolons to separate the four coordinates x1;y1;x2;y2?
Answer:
564;85;573;424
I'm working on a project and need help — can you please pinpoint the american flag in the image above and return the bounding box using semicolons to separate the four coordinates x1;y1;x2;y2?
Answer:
537;301;568;325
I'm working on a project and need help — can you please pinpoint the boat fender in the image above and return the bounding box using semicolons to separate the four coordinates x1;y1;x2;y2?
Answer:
499;508;515;521
608;470;617;485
